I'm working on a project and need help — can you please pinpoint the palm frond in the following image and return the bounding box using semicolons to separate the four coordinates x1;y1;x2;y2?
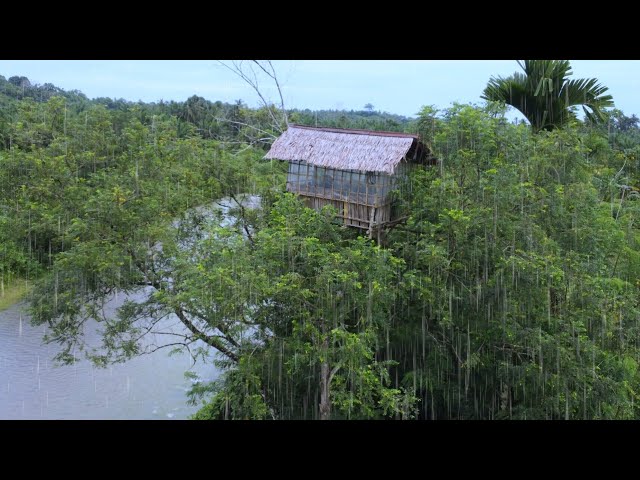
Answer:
483;60;614;132
561;78;613;123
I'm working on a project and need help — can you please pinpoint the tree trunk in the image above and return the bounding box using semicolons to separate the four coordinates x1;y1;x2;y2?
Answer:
319;358;331;420
319;321;331;420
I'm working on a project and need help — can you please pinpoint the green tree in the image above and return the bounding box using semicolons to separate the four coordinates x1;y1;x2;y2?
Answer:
189;194;417;419
482;60;614;132
26;118;273;365
387;103;640;419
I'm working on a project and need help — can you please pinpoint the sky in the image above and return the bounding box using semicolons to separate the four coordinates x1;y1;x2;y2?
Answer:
0;60;638;118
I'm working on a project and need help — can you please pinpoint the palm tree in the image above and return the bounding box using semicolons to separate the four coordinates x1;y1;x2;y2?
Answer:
482;60;614;132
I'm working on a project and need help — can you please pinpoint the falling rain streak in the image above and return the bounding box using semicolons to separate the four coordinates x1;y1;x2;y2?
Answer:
0;64;638;419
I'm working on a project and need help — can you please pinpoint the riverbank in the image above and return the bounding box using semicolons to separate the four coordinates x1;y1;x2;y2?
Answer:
0;278;31;311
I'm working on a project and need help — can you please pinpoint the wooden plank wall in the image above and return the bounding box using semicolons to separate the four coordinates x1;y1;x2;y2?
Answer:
296;194;392;230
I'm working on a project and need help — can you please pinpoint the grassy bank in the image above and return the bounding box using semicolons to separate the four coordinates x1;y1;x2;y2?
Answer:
0;278;32;311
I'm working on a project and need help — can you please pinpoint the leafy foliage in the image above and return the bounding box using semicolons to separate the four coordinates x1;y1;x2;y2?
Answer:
1;74;639;419
388;104;640;418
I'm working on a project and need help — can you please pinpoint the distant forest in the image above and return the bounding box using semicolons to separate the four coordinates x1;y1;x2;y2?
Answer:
0;74;413;151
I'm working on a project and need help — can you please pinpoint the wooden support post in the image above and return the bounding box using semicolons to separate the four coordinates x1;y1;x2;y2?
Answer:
368;206;376;239
365;173;369;207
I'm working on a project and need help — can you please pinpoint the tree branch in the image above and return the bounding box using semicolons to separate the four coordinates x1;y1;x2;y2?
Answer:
328;363;342;387
229;192;256;247
213;117;277;140
216;60;286;134
174;307;239;363
251;60;288;125
127;247;239;363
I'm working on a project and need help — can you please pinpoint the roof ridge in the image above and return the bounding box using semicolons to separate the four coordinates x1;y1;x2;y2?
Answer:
288;124;420;139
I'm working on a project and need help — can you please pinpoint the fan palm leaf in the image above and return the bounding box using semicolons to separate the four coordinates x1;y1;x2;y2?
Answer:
482;60;613;132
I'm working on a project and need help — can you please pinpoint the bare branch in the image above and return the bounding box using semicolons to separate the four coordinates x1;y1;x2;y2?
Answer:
213;117;277;140
251;60;288;125
216;60;287;134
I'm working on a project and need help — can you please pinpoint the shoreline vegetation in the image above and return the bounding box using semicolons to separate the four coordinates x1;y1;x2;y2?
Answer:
0;277;32;312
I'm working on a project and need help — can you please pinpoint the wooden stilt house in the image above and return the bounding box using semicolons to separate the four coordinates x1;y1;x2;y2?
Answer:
265;125;434;233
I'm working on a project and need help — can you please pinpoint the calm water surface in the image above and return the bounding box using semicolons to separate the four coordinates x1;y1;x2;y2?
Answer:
0;292;217;420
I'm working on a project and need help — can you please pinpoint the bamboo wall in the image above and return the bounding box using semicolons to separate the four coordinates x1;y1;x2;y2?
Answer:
286;161;401;230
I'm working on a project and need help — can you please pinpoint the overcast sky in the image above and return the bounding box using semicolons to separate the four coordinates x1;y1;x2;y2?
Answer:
0;60;636;118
